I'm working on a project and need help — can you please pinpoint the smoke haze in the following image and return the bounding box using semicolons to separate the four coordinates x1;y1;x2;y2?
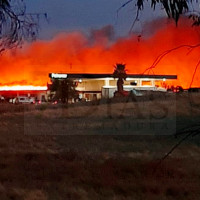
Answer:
0;18;199;88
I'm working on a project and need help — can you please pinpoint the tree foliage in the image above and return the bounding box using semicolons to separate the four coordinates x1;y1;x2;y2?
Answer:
119;0;200;31
113;63;127;80
113;63;127;93
0;0;47;52
50;79;79;103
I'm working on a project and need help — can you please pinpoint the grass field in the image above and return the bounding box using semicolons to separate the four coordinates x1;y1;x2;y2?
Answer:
0;92;200;199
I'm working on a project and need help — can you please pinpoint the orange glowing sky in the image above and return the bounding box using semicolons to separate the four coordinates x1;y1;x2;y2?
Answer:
0;18;200;89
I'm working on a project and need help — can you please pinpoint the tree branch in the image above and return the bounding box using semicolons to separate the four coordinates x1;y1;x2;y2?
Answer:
0;0;47;51
142;44;200;75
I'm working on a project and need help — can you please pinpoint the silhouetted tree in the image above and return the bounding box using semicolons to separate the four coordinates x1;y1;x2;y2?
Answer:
50;79;79;104
113;63;127;94
0;0;47;52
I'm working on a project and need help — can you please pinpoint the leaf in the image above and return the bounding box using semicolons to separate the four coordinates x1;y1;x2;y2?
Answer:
175;11;180;26
162;0;171;18
151;0;157;9
189;14;193;19
1;0;10;8
137;0;144;10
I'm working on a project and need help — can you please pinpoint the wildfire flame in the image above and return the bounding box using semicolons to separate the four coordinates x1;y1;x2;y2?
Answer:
0;85;47;91
0;18;199;89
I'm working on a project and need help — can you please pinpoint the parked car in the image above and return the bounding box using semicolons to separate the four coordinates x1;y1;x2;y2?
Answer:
131;89;143;96
188;87;200;93
13;96;35;104
34;99;49;105
167;86;184;93
0;96;5;103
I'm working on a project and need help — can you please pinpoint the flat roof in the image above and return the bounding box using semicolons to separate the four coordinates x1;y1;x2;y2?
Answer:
49;73;177;79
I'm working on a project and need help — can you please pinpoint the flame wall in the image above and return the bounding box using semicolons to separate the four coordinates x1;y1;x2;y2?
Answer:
0;18;199;88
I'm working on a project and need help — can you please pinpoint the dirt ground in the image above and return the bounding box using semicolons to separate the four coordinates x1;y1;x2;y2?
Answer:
0;92;200;199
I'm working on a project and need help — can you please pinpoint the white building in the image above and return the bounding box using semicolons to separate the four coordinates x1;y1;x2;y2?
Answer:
49;73;177;101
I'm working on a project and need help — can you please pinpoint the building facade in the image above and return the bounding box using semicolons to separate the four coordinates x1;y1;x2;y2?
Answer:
49;73;177;101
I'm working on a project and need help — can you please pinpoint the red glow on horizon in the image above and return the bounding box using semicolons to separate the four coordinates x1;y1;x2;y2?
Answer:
0;18;199;89
0;85;47;91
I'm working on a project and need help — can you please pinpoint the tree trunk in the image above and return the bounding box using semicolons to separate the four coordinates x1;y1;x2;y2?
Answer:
117;78;124;93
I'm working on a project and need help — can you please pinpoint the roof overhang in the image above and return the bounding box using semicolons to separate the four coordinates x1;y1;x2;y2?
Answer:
49;73;177;80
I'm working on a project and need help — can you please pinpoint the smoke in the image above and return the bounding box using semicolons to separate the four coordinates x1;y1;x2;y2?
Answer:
90;25;115;44
0;18;199;88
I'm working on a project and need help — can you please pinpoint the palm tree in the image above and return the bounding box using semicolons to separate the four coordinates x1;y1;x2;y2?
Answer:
113;63;127;94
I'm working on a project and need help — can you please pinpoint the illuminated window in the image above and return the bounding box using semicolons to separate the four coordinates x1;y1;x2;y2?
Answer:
141;81;152;86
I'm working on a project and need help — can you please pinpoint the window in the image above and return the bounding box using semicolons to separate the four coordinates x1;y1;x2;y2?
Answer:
19;98;25;101
141;81;152;86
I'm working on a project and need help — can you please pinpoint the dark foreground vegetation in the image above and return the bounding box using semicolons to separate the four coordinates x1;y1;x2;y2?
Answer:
0;93;200;199
0;148;200;200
